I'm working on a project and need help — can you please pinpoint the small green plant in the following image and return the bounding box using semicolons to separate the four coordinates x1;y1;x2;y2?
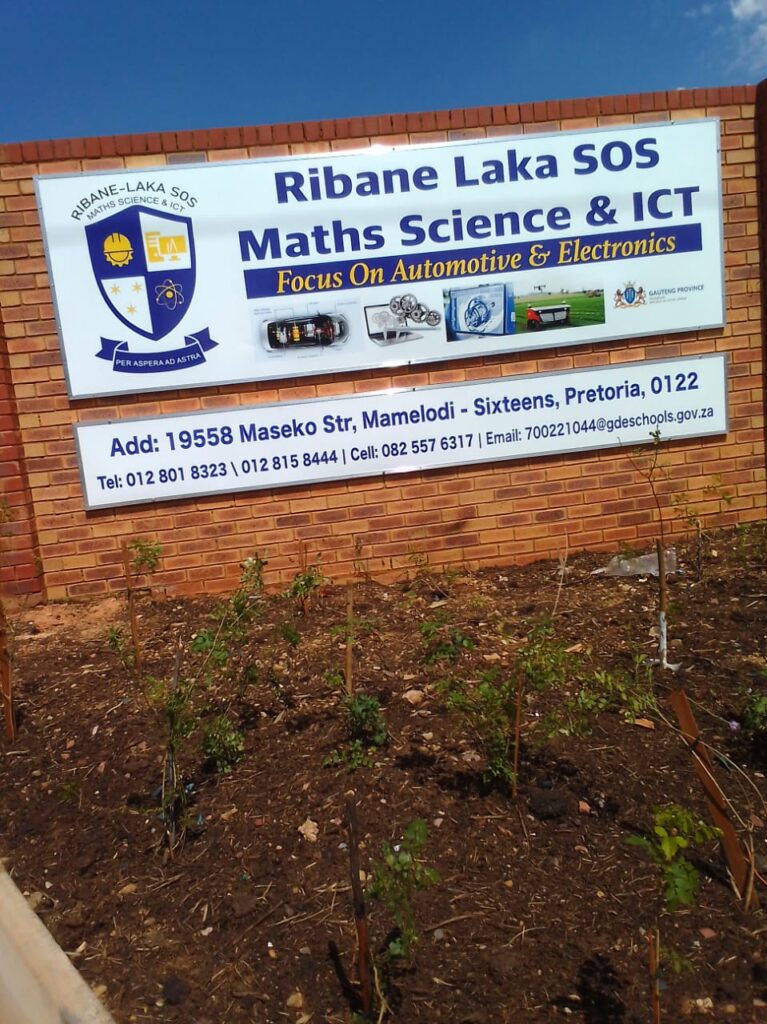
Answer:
742;690;767;733
230;554;266;621
236;662;259;696
59;778;83;804
202;714;245;773
324;667;346;691
147;674;197;748
191;629;229;667
280;622;301;648
407;547;431;576
368;819;439;960
107;625;134;670
147;664;198;853
344;692;387;748
129;537;163;575
212;554;267;638
518;620;573;691
323;691;387;771
285;563;326;616
626;804;721;910
555;666;658;736
443;670;518;786
662;944;696;976
420;616;475;665
322;739;372;772
329;616;379;641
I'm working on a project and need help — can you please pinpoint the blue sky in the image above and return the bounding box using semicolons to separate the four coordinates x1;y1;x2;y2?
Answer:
1;0;765;144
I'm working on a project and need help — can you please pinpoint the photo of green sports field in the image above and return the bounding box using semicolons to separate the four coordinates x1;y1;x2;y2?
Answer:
514;288;606;333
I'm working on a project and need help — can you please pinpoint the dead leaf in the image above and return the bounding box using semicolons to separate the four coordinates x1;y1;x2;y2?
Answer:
298;819;319;843
566;643;584;653
633;718;655;730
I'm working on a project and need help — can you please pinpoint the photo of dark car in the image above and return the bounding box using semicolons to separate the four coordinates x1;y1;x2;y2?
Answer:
265;314;348;350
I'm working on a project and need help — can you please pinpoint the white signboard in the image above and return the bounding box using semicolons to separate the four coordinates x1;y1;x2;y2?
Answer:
38;121;724;399
74;354;727;509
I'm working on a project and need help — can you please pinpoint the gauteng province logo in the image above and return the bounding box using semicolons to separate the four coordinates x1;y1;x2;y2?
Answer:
86;206;216;374
614;282;646;309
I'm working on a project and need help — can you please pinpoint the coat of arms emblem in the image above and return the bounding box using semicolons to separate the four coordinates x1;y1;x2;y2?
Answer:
86;205;215;373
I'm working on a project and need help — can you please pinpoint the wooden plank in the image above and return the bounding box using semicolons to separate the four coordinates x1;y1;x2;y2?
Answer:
669;689;758;910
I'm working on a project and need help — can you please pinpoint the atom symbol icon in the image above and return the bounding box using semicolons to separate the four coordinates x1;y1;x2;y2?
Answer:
155;279;184;310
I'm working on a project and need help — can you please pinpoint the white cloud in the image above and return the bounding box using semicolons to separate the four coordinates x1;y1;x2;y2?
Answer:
730;0;767;18
684;3;715;16
728;0;767;72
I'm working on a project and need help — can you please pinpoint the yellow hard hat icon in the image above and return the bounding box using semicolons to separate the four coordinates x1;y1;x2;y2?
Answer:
103;232;133;267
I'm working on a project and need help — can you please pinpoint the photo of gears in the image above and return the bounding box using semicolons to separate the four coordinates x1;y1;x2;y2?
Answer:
364;293;442;346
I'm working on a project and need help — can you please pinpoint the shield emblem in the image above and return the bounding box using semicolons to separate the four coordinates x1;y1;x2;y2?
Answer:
623;285;637;305
86;206;196;340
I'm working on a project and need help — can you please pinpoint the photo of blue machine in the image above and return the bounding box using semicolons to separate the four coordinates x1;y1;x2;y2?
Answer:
443;283;516;341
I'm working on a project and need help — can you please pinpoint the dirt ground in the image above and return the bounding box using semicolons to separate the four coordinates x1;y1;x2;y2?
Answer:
2;524;767;1024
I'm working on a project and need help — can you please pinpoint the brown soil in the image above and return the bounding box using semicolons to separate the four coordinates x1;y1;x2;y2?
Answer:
2;526;767;1024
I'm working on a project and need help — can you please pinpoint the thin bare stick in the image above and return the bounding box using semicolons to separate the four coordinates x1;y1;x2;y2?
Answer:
0;598;16;741
551;536;569;618
648;927;661;1024
512;674;524;800
345;589;354;697
656;540;669;669
122;541;142;673
345;793;372;1017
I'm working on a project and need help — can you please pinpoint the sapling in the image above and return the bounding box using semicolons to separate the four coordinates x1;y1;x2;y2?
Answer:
345;589;354;696
419;614;475;665
149;645;196;855
443;669;519;790
626;804;721;910
346;795;373;1017
202;713;244;773
345;692;387;748
211;553;267;639
107;625;134;671
368;818;439;960
121;537;163;673
324;687;388;771
285;561;326;616
625;432;678;670
129;537;163;575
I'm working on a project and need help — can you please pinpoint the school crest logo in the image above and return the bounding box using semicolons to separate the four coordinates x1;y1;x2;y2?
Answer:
614;282;646;309
86;206;216;373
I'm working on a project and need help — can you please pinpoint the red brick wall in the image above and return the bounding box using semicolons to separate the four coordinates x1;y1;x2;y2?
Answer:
0;338;43;600
0;85;764;601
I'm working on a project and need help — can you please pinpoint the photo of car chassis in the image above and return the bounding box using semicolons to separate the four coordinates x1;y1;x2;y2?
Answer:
265;314;349;350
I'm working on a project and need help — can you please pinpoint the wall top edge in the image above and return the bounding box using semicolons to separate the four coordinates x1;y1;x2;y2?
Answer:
0;83;760;167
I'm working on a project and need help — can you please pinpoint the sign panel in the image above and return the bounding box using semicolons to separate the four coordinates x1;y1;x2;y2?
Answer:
38;121;724;399
74;354;728;509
